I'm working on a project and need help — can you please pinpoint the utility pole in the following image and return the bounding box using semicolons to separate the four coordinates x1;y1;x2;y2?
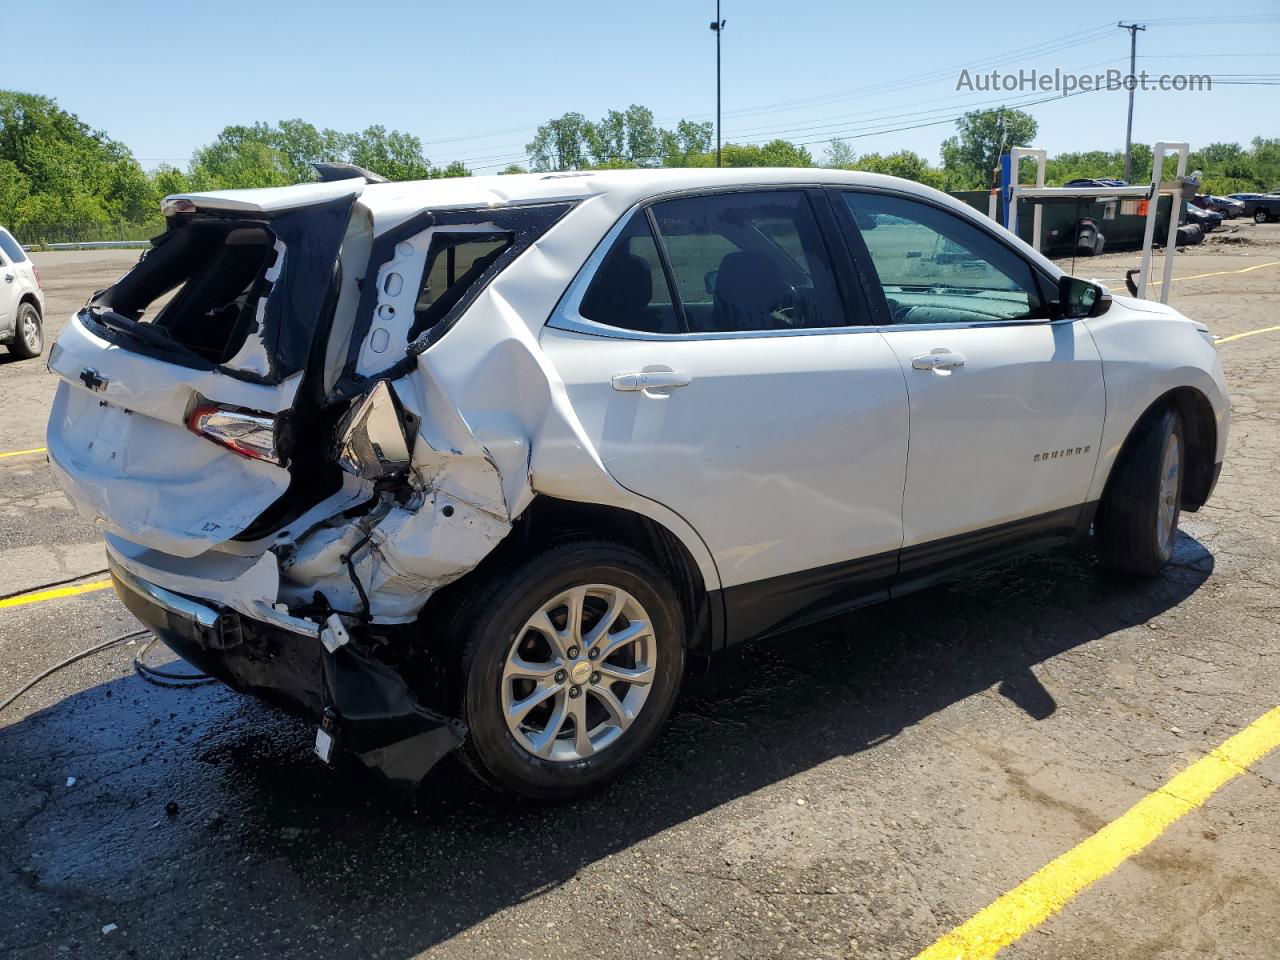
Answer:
710;4;725;167
1118;22;1146;183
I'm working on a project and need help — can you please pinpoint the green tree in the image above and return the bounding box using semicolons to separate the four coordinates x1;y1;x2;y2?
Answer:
823;139;857;168
345;125;432;181
0;90;154;230
660;120;713;166
190;131;295;189
530;109;713;171
527;112;591;172
428;160;472;178
941;108;1038;189
499;163;529;175
187;120;449;186
0;158;31;226
849;150;942;187
584;105;664;168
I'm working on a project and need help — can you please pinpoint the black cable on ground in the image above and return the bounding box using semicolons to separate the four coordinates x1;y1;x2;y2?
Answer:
0;629;216;715
0;569;110;603
131;636;215;688
0;629;149;714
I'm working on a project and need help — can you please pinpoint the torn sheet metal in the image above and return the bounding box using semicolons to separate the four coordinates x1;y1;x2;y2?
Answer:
118;560;464;789
278;439;511;622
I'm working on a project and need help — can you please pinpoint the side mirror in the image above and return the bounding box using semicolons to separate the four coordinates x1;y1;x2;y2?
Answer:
1057;275;1111;319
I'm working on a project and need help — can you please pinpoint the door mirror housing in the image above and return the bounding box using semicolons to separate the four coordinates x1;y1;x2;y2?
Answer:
1057;275;1112;319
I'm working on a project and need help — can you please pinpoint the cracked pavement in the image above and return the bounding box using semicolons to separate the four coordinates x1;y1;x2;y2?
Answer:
1;225;1279;959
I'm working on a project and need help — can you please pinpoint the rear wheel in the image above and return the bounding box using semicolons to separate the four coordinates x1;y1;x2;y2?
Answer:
1095;407;1184;576
9;303;42;360
1255;209;1270;224
453;540;685;799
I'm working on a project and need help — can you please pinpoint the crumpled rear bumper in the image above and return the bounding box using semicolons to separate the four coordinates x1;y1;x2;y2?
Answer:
109;558;466;789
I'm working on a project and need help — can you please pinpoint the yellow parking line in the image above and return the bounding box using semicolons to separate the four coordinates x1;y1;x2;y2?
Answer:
913;704;1280;960
0;579;113;610
1151;259;1280;286
0;446;46;460
1217;324;1280;345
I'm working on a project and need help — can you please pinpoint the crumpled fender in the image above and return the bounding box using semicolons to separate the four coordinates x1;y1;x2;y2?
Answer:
281;192;721;623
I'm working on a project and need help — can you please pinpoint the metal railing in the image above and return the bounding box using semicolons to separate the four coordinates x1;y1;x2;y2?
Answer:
13;221;161;249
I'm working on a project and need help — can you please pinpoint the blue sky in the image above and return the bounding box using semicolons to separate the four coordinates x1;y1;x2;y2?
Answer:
7;1;1279;171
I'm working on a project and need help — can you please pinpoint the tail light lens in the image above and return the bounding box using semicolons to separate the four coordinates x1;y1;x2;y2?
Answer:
31;264;41;289
187;403;282;465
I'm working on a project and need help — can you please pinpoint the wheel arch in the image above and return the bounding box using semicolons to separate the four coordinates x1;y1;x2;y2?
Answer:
421;496;722;655
18;292;42;316
1102;386;1218;512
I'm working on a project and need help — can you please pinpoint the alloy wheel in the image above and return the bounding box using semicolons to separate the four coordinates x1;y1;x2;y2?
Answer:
1157;430;1181;551
501;584;657;762
21;314;40;353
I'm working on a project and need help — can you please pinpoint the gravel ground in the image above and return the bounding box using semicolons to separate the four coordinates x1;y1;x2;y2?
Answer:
1;222;1279;959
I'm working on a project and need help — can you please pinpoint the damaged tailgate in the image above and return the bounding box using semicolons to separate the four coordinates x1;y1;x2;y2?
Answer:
47;179;365;557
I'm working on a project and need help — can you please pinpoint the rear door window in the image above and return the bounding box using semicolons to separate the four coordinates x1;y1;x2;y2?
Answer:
579;213;680;334
649;191;848;333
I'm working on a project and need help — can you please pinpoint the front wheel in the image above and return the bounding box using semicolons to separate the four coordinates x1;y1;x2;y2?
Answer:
1094;407;1184;576
9;303;42;360
1255;209;1270;224
454;540;685;799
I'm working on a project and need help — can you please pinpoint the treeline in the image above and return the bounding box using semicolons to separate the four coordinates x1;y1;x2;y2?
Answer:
2;89;1277;244
0;91;469;241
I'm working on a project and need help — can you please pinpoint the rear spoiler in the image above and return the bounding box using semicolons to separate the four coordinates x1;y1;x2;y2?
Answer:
161;178;366;216
312;162;388;184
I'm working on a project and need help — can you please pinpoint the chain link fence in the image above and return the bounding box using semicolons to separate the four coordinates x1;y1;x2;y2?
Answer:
14;221;163;249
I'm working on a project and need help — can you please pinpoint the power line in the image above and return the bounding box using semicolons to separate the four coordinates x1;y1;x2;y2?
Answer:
417;22;1120;157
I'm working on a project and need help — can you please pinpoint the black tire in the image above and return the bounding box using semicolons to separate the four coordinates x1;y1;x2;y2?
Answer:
1094;407;1184;576
1255;209;1270;225
452;539;685;800
9;303;42;359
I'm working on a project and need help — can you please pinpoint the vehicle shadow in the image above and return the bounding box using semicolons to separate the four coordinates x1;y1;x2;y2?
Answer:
0;533;1213;958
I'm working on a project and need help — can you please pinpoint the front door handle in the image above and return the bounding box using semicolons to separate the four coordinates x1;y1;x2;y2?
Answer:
2;274;12;283
911;350;966;371
611;371;692;392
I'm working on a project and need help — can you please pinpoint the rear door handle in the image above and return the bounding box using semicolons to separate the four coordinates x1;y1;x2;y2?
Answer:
611;371;692;392
911;351;966;371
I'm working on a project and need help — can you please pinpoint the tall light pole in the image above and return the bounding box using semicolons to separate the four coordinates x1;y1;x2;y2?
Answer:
710;4;725;167
1118;21;1146;183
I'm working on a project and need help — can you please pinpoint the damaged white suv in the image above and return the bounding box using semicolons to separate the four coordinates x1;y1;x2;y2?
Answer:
47;167;1229;798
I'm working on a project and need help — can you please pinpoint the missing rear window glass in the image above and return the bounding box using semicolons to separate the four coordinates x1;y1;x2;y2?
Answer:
411;232;512;337
94;219;279;366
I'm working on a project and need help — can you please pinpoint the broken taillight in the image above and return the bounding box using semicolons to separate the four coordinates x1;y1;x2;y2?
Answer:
186;403;282;465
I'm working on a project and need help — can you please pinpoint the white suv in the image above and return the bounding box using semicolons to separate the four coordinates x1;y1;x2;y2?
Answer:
0;226;45;359
46;168;1229;797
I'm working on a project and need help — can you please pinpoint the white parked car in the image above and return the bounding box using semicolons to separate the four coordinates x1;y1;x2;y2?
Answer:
46;168;1229;798
0;225;45;359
